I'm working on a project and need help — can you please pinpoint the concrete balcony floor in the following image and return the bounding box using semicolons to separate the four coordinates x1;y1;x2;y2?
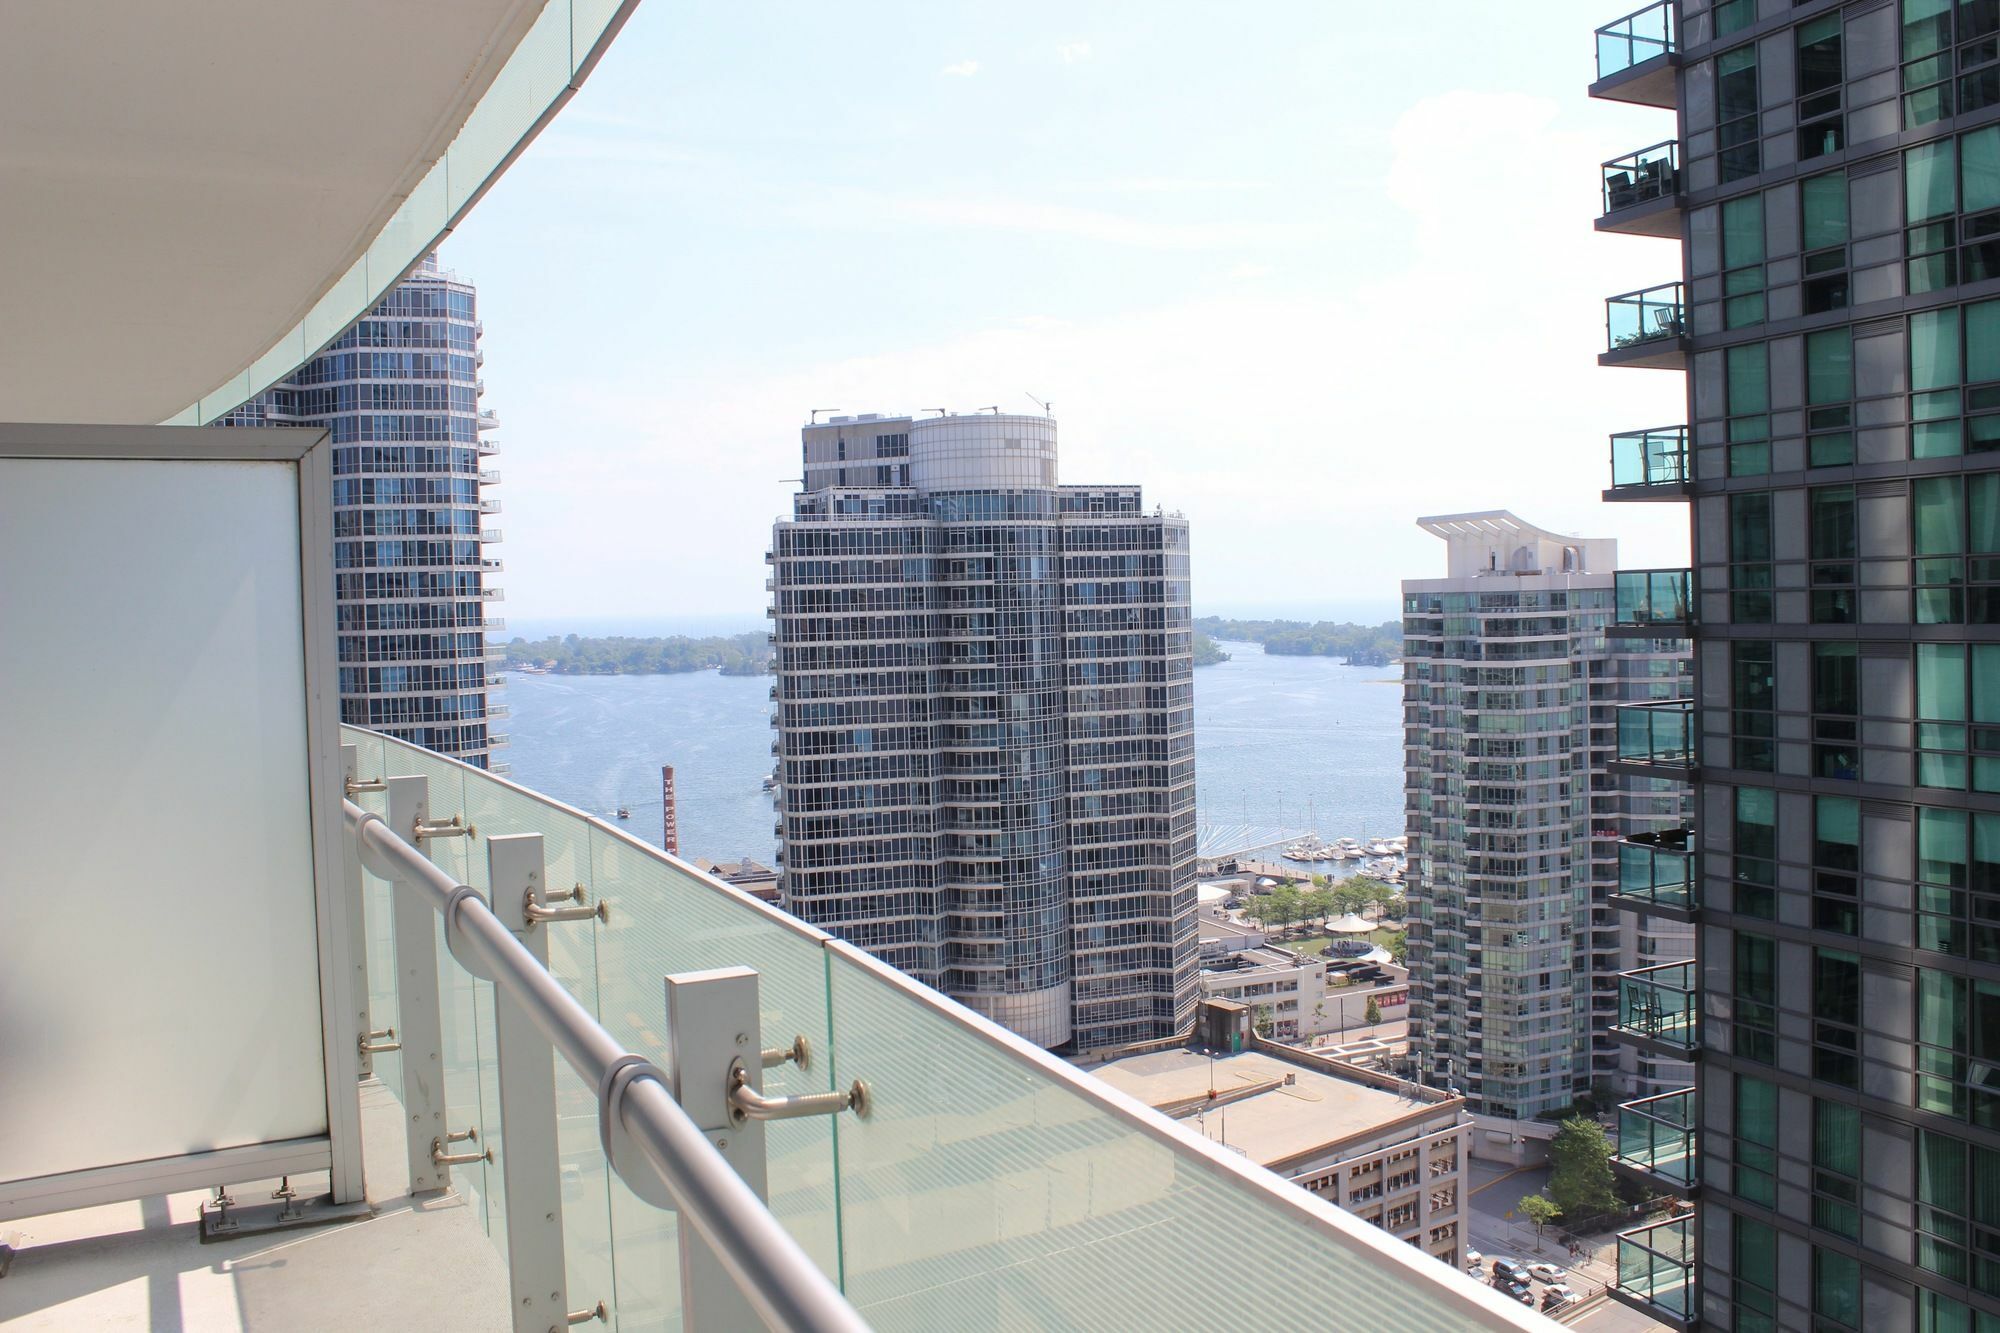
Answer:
0;1081;509;1331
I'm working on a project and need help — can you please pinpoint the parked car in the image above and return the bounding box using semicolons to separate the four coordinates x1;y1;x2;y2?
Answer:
1498;1279;1534;1305
1526;1261;1567;1284
1490;1258;1529;1284
1541;1284;1581;1311
1464;1248;1483;1269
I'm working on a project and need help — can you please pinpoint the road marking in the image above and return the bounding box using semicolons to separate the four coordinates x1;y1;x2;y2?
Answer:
1470;1162;1535;1197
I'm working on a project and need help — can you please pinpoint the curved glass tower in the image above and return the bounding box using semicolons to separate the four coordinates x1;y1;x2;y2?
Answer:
770;411;1196;1052
221;255;504;770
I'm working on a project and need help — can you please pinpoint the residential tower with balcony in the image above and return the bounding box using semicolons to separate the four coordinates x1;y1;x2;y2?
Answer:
1591;1;2000;1327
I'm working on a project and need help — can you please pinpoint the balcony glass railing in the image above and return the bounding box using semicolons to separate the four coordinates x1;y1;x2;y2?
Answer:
1615;960;1699;1054
1616;699;1694;768
1614;1213;1695;1320
1614;568;1694;630
1615;1088;1696;1187
1609;427;1688;489
1617;840;1696;911
343;727;1535;1330
1596;1;1677;80
1606;283;1685;351
1602;140;1681;214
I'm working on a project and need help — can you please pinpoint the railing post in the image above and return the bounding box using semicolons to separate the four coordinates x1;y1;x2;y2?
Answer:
490;833;573;1333
341;743;376;1081
386;774;450;1194
664;966;769;1329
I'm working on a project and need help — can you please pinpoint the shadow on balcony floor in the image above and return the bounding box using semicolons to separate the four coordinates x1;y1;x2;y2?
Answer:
0;1081;509;1331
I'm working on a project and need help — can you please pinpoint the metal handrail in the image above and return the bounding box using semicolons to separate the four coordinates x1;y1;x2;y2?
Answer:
342;799;867;1333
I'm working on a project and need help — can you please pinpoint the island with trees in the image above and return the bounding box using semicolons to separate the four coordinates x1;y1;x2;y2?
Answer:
1193;616;1401;666
505;633;772;677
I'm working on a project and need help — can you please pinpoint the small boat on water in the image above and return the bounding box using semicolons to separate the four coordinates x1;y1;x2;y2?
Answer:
617;806;630;820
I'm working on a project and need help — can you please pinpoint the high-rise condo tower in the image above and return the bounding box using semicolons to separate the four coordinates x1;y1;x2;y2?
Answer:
222;254;505;770
768;411;1197;1052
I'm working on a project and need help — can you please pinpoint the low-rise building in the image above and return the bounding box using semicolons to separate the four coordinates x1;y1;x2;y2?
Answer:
692;856;781;903
1090;1003;1469;1268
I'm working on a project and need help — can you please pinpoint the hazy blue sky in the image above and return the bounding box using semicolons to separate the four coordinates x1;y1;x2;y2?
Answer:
445;1;1688;629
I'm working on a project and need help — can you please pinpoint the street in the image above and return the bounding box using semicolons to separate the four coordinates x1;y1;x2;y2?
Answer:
1462;1161;1666;1332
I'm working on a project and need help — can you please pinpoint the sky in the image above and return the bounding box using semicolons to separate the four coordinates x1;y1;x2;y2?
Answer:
444;0;1690;630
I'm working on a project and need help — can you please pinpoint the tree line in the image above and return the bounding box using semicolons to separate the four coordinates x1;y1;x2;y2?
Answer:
1237;876;1404;933
1193;616;1402;666
505;633;772;677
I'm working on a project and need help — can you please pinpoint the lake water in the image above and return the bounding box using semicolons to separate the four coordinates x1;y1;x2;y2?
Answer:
500;640;1406;865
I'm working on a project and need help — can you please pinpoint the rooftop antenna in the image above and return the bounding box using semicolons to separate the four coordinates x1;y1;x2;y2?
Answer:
809;408;841;424
1025;391;1052;416
922;407;947;417
980;405;1000;414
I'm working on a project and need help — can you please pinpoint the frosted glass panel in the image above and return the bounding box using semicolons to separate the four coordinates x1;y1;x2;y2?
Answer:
0;458;327;1182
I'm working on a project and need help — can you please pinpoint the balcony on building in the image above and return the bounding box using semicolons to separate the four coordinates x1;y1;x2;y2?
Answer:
1610;825;1697;921
1599;140;1683;237
1612;1087;1697;1195
1591;1;1679;108
1613;959;1700;1060
1604;425;1689;499
1608;567;1695;639
1601;282;1687;369
1609;699;1696;780
1609;1213;1696;1330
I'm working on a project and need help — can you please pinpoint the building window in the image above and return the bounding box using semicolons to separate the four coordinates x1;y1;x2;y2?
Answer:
1918;807;2000;959
1736;786;1778;919
1724;194;1767;329
1736;933;1779;1066
1918;970;2000;1125
1798;14;1845;161
1916;643;2000;791
1814;642;1860;779
1734;640;1776;771
1815;948;1861;1087
1716;0;1754;37
1913;474;2000;623
1903;0;2000;128
1737;1073;1779;1206
1728;342;1771;475
1807;326;1855;461
1720;45;1761;183
1814;1099;1862;1238
1810;485;1858;623
1815;796;1861;936
1911;139;1961;293
1735;1214;1779;1333
1814;1246;1861;1329
1909;299;2000;460
1731;493;1774;622
1917;1128;2000;1295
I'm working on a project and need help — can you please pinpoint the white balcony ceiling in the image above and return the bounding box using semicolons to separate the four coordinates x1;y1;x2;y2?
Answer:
0;1;546;425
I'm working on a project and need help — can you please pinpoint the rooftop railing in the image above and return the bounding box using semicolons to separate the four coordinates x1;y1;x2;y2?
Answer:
1602;140;1680;215
1613;1088;1696;1190
1595;1;1677;81
1608;426;1688;490
1605;283;1685;352
342;727;1539;1331
1614;960;1700;1057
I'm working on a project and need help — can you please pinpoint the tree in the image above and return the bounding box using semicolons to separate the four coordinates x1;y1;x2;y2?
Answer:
1304;888;1334;928
1517;1193;1562;1252
1269;885;1302;935
1364;995;1382;1025
1547;1117;1622;1223
1384;929;1408;964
